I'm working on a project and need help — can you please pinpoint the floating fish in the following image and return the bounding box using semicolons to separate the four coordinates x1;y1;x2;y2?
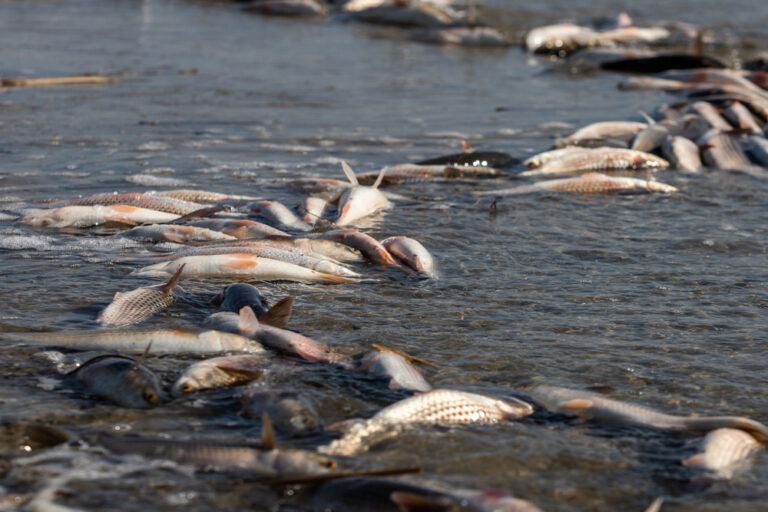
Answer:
519;149;669;177
191;219;290;239
411;26;511;47
358;164;504;186
682;428;763;480
555;121;647;148
358;349;432;392
380;236;437;278
249;200;313;232
241;384;322;434
242;0;327;17
56;192;202;215
299;196;328;227
687;102;732;131
416;140;516;168
476;173;677;195
524;23;599;55
210;283;270;317
529;384;768;440
320;228;398;266
698;130;754;170
119;224;236;243
631;124;669;153
151;189;259;203
345;0;458;27
134;254;356;284
285;177;352;202
334;162;391;226
523;147;589;169
21;205;179;229
744;135;768;166
662;136;702;172
97;265;185;327
723;101;763;135
205;295;293;331
66;352;163;409
172;354;266;396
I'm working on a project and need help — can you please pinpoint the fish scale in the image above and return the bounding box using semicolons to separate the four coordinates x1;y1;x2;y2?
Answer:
97;287;175;327
477;173;677;195
520;148;668;177
151;189;258;203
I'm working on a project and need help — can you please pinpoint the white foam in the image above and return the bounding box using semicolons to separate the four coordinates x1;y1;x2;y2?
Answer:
138;141;170;151
125;175;189;187
143;167;176;174
259;143;316;153
0;235;56;251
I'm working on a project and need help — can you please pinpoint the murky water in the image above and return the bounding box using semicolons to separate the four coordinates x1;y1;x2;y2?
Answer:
1;0;768;510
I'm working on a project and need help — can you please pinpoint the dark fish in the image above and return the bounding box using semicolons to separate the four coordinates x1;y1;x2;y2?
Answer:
210;283;270;318
240;385;322;434
66;353;162;409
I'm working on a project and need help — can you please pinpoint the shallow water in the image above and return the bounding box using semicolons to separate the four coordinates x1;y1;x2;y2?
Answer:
1;0;768;510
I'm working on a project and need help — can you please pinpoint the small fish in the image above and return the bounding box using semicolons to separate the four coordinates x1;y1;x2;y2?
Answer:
241;385;322;434
65;352;163;409
16;328;263;354
134;254;356;284
299;196;328;227
21;205;179;229
380;236;437;278
698;130;754;170
529;384;768;440
723;101;763;135
249;200;313;232
662;136;702;172
686;102;732;131
520;148;668;177
524;23;599;55
410;26;511;47
172;354;266;396
242;0;327;17
346;0;458;27
97;265;185;327
476;173;677;195
320;228;398;266
358;350;432;392
192;219;290;239
151;189;259;203
321;389;533;455
57;192;202;215
682;428;763;480
119;224;236;243
523;147;588;169
335;162;391;226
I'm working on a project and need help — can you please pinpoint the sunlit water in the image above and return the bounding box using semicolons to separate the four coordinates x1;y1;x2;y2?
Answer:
1;0;768;510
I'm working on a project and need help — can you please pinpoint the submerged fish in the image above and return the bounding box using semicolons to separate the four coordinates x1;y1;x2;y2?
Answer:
320;228;398;266
520;148;668;177
57;192;202;215
476;173;677;195
335;162;391;226
172;354;266;396
241;384;322;434
358;350;432;392
119;224;236;243
97;265;185;327
16;328;262;354
249;200;313;232
134;254;356;284
682;428;763;480
191;219;290;239
66;353;163;409
321;389;533;455
21;205;180;229
529;384;768;440
210;283;270;317
380;236;437;278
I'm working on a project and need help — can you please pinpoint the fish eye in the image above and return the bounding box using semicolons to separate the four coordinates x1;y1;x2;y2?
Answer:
322;459;337;469
144;391;158;403
182;385;192;393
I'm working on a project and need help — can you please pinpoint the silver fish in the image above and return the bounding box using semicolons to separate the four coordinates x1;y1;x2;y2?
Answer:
172;354;265;396
21;205;179;229
682;428;763;480
724;101;763;134
529;384;768;440
358;350;432;392
298;196;328;227
57;192;202;215
261;237;365;263
380;236;437;278
249;200;313;232
524;23;599;55
744;135;768;166
285;177;351;202
520;148;668;177
151;189;259;203
556;121;647;148
320;228;398;266
523;147;588;169
335;162;391;226
119;224;236;243
476;173;677;195
686;102;732;130
698;130;753;170
346;0;458;27
662;136;702;172
243;0;327;17
97;265;185;327
410;26;511;47
631;124;670;153
191;218;290;239
66;354;163;409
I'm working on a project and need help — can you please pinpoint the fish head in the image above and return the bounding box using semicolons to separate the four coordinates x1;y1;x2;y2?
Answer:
171;365;223;396
335;187;390;226
211;283;269;316
124;366;164;408
497;396;535;419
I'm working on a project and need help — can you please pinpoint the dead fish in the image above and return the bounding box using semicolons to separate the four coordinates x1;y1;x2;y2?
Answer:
299;196;328;227
16;327;263;354
313;477;542;512
524;23;599;56
661;113;711;141
321;389;533;456
410;26;511;47
56;192;202;215
134;254;356;284
519;148;668;177
241;384;321;434
631;124;670;153
686;102;732;131
261;237;365;263
617;76;690;92
475;173;677;195
249;200;313;232
235;307;348;365
523;147;589;169
172;354;266;396
682;428;763;480
600;54;725;74
595;26;671;45
744;135;768;166
179;237;355;265
320;228;399;266
529;384;768;441
662;136;702;172
191;219;291;239
21;205;179;229
335;162;391;226
358;350;432;392
415;143;516;168
150;189;259;203
97;265;185;327
210;283;270;318
66;352;162;409
698;130;754;170
285;178;352;202
119;224;236;243
206;295;293;331
555;122;647;148
362;164;505;185
723;101;763;135
346;0;458;27
242;0;327;17
380;236;437;278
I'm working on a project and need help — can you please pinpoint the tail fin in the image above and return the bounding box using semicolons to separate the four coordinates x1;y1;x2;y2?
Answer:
237;306;260;336
372;166;388;189
318;273;357;284
261;412;276;450
259;297;294;329
161;264;185;294
341;161;359;186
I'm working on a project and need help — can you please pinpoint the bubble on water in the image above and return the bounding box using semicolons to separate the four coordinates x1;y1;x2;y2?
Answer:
0;212;17;220
125;175;189;187
0;235;57;251
143;167;176;174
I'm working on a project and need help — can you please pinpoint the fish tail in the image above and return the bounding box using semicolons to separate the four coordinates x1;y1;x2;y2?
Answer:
161;263;186;294
317;273;356;284
683;416;768;441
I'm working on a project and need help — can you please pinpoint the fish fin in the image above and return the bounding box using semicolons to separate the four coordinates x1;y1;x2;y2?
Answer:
169;205;230;225
161;264;185;295
133;341;153;370
162;231;188;244
371;343;439;368
461;139;474;153
371;166;387;190
261;412;276;450
693;29;704;57
237;306;260;335
22;424;76;448
259;296;294;329
340;161;359;186
390;491;452;512
216;366;262;383
319;273;357;284
560;399;593;412
638;111;655;124
681;453;706;467
644;497;664;512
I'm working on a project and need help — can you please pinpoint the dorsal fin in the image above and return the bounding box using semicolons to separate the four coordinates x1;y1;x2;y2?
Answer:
372;167;387;189
161;264;185;294
644;497;664;512
372;343;439;368
341;161;359;186
237;306;260;335
259;297;294;329
693;29;704;57
133;341;153;370
638;111;655;124
261;412;276;450
461;139;474;153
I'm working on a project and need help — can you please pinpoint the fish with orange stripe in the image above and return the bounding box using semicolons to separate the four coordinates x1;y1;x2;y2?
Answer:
335;161;391;226
21;205;180;228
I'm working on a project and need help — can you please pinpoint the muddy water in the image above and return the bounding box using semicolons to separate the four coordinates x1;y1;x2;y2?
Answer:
1;0;768;510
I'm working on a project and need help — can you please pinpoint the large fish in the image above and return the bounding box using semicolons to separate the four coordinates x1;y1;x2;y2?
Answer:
357;164;504;186
15;327;263;354
56;192;202;215
555;121;647;147
686;102;732;131
119;224;236;243
191;219;290;239
476;173;677;195
410;26;512;47
519;148;668;177
320;228;398;266
529;384;768;440
21;205;180;229
66;353;163;409
249;200;313;232
335;162;391;226
261;237;365;263
97;265;185;327
345;0;458;27
682;428;763;480
380;236;437;278
150;189;259;203
698;130;754;170
134;254;356;284
523;147;588;169
321;389;533;455
172;354;266;396
724;101;763;134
